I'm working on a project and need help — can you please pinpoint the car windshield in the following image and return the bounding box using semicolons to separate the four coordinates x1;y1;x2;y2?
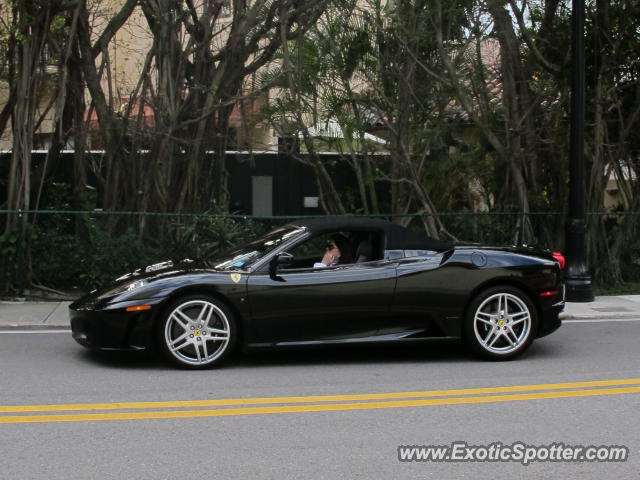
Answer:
210;225;305;271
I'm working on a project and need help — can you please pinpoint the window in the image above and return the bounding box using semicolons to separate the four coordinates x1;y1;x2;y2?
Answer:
280;230;384;270
220;0;232;17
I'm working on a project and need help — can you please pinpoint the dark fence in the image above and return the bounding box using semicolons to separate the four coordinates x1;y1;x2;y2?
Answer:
1;210;638;295
0;151;387;217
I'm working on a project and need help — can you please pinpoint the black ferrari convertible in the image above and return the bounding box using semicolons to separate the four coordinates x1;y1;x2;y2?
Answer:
70;217;565;368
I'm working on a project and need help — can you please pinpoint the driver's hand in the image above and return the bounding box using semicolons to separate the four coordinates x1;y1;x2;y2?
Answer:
321;247;340;266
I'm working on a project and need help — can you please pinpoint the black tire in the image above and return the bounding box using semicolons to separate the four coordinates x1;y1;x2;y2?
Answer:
156;294;237;369
463;285;538;360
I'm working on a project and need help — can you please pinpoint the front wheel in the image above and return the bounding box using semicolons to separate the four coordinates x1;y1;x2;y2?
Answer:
157;295;237;369
463;286;538;360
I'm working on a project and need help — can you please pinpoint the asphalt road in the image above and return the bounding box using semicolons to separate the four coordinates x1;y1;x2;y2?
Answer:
1;319;639;479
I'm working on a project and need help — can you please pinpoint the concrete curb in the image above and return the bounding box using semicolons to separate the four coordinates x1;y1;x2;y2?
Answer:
0;324;71;330
560;313;640;320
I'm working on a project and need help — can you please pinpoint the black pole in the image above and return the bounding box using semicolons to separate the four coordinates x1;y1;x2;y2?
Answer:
565;0;594;302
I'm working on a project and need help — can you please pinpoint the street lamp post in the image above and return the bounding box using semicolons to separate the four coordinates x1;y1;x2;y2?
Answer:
565;0;594;302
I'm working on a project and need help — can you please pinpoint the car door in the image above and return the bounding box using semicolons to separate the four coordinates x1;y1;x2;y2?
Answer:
384;250;461;338
246;260;397;345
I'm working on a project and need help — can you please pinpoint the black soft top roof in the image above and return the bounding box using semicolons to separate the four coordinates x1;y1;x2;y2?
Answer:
289;217;453;252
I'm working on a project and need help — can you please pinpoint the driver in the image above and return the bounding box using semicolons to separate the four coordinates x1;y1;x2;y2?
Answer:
314;234;354;267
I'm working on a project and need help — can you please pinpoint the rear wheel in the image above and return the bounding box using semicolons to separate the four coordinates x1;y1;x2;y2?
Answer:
463;286;538;360
157;294;237;369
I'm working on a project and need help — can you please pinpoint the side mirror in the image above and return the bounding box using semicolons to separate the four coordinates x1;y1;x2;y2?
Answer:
275;252;294;266
269;252;293;279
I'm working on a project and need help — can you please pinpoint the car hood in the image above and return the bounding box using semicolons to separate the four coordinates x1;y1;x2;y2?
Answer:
71;258;241;309
112;258;209;283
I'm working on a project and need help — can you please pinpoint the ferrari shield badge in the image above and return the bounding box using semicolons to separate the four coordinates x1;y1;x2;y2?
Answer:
230;273;242;283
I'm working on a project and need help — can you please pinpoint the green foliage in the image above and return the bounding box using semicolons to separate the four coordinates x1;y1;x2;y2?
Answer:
0;230;18;258
171;215;272;260
28;208;278;291
620;237;640;282
24;185;279;290
30;213;156;290
596;281;640;296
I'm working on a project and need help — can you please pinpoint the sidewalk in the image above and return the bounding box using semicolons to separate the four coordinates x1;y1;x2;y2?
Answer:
560;295;640;320
1;295;640;329
0;301;72;328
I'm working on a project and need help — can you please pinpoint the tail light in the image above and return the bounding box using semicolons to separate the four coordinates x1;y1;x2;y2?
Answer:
552;251;565;269
540;290;559;297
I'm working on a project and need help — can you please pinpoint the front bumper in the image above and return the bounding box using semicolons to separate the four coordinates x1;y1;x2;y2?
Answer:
70;298;163;351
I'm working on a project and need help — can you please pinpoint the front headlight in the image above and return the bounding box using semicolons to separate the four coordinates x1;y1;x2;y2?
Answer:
98;279;148;299
124;279;147;291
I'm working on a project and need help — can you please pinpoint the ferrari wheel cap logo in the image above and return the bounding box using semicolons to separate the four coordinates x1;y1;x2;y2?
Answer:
230;273;241;283
498;320;506;327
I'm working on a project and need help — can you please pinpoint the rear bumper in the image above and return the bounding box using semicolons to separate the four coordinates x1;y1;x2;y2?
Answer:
537;304;563;338
536;283;564;338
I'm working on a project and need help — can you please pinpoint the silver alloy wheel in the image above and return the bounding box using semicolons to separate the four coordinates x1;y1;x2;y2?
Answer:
163;300;231;366
472;293;531;355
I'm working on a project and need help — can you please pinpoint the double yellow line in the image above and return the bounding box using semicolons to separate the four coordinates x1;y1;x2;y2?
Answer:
2;378;640;424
